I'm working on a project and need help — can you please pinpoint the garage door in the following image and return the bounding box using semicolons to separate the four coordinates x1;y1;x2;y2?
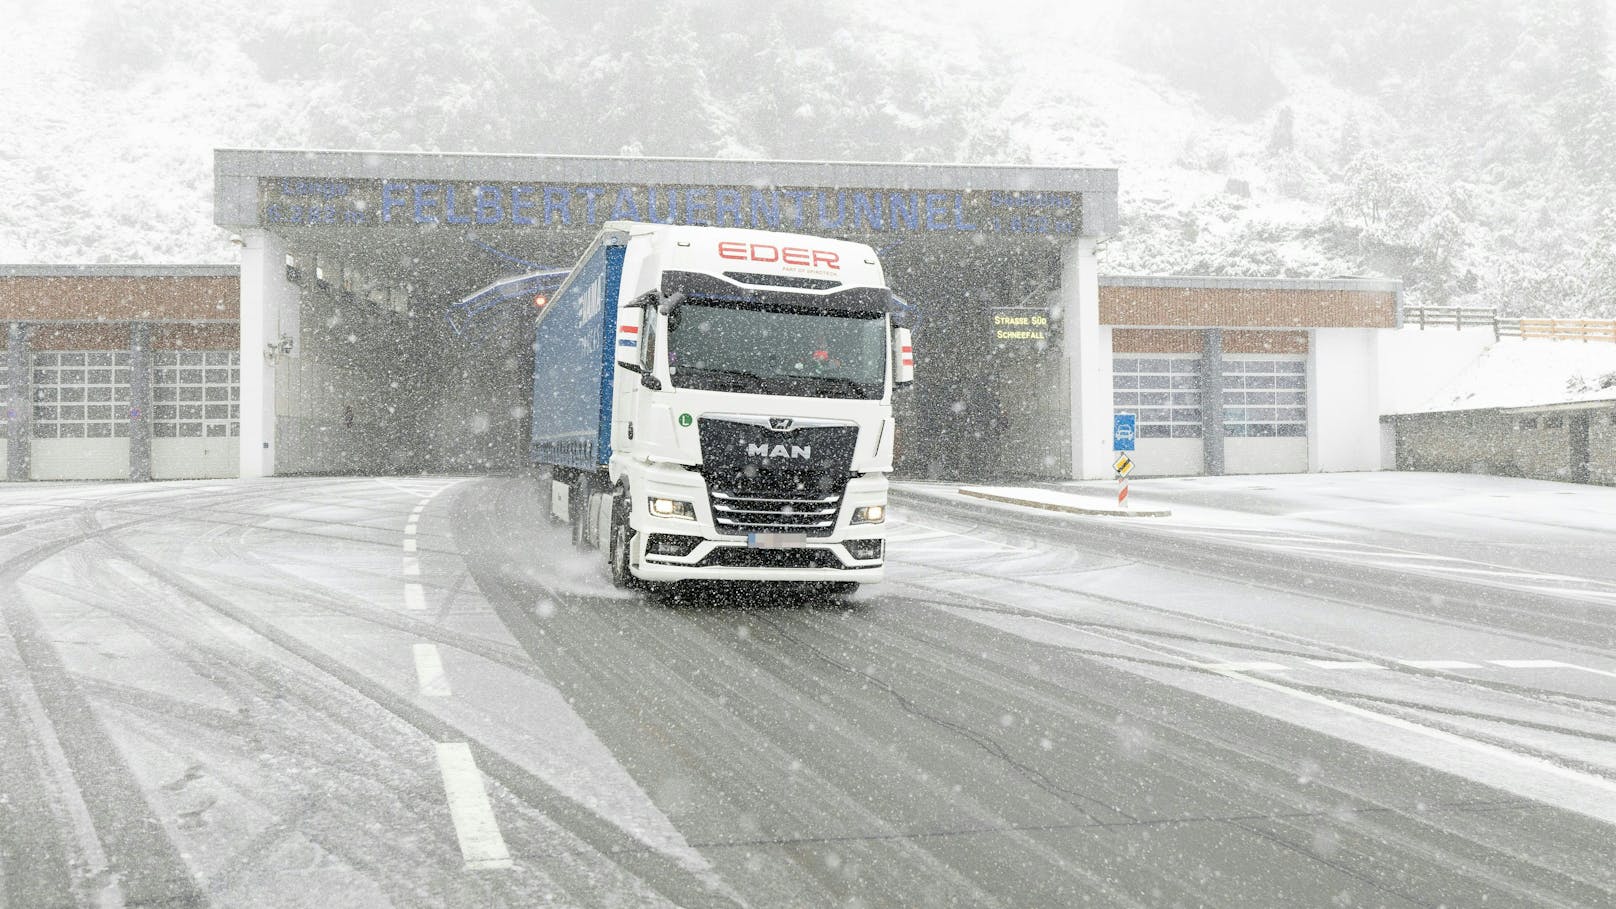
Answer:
151;350;240;479
29;351;132;480
1223;354;1308;474
1112;353;1205;476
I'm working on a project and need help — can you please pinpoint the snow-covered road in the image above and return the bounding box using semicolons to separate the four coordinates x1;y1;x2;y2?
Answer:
1;473;1612;907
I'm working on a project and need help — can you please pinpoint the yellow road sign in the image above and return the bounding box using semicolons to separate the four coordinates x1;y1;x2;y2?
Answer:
1113;453;1134;476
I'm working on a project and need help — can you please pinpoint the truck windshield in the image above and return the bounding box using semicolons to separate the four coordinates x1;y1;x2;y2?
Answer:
666;301;886;399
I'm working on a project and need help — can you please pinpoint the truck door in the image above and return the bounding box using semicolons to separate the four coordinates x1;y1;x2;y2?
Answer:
628;304;662;447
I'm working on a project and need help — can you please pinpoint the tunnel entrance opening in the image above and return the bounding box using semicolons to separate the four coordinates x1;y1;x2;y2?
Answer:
263;227;570;475
882;240;1068;481
219;151;1117;480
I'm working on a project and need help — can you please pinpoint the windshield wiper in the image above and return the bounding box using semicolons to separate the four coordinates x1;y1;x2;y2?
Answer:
672;366;767;391
784;375;878;398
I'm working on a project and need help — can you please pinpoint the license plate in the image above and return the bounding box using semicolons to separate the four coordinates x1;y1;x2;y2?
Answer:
747;532;807;549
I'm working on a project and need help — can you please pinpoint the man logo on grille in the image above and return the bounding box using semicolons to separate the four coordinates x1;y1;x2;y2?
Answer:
746;442;812;460
768;418;794;432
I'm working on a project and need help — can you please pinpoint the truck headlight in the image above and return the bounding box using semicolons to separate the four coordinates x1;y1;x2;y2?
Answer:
648;497;696;520
851;504;886;524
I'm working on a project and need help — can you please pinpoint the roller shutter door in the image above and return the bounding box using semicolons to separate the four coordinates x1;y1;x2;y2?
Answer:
1223;354;1308;474
151;350;240;479
29;351;131;480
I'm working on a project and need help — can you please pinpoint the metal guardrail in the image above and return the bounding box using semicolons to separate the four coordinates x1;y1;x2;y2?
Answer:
1406;306;1616;343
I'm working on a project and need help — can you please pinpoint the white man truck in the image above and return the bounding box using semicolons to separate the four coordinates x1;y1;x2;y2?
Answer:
531;221;912;590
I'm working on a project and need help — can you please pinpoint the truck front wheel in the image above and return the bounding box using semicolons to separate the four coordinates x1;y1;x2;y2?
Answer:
608;493;636;590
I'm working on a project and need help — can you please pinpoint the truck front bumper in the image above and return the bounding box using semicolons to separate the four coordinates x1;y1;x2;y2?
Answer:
627;467;886;584
636;538;884;583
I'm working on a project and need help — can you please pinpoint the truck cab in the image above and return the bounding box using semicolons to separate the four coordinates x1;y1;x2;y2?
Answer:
534;221;911;590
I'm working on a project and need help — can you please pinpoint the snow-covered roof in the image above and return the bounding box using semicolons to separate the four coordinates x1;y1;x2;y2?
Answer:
1389;339;1616;415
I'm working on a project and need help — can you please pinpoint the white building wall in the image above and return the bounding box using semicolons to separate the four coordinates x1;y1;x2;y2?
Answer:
1062;239;1113;479
1309;328;1383;472
239;229;297;478
1377;326;1494;414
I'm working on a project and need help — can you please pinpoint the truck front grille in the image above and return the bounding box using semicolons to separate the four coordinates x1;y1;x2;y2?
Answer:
696;415;859;539
693;547;848;570
709;489;842;537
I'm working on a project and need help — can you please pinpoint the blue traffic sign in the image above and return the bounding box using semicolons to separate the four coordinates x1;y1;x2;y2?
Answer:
1113;413;1136;451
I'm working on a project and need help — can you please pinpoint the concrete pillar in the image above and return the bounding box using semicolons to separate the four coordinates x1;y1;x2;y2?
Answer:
239;229;294;478
128;322;152;481
1200;329;1226;476
1060;239;1113;479
6;322;30;482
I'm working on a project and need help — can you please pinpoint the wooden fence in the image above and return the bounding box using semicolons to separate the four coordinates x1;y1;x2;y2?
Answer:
1405;306;1616;343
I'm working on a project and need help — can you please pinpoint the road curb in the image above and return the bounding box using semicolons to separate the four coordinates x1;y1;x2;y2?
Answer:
957;487;1172;518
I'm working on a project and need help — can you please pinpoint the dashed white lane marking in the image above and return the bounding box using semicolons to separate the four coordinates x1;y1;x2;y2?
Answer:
1399;660;1482;669
1490;659;1572;669
1488;659;1616;681
413;644;452;697
1200;661;1616;817
404;583;426;612
1202;650;1616;679
1026;616;1616;826
1200;657;1616;679
435;743;513;870
405;519;418;534
403;538;418;553
1303;659;1383;669
402;557;420;577
1154;523;1616;604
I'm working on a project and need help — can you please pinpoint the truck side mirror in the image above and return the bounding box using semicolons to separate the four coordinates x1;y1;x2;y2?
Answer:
616;300;651;373
893;326;914;387
616;347;640;373
615;350;661;388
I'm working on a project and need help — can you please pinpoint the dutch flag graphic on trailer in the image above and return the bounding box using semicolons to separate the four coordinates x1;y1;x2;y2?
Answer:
618;322;638;348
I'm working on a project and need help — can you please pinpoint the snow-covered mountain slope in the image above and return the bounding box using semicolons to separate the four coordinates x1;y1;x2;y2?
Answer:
2;0;1613;315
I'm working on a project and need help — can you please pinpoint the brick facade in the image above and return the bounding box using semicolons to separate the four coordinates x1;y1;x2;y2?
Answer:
0;274;238;322
154;324;239;350
1225;330;1309;353
1111;329;1202;353
1110;328;1311;354
29;323;133;350
1100;282;1397;329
